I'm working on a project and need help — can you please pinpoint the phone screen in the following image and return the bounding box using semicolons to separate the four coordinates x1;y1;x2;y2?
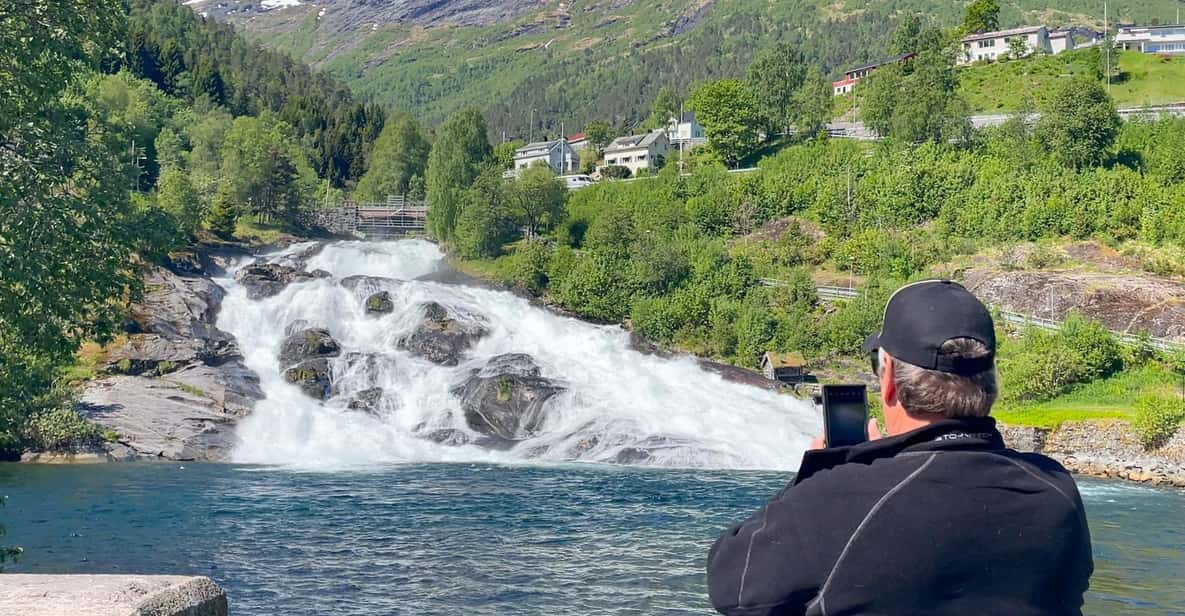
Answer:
822;385;869;448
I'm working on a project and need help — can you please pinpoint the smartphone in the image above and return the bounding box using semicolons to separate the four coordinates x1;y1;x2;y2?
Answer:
821;384;869;448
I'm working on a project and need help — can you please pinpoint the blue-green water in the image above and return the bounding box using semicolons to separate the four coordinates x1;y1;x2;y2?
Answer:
2;464;1183;615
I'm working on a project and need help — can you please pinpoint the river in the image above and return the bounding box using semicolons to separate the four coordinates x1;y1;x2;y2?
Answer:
2;240;1182;614
1;465;1182;615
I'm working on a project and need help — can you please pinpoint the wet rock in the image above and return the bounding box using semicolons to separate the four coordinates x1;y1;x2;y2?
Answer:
365;291;395;315
279;328;341;366
77;371;258;462
421;427;472;446
234;262;320;299
347;387;386;415
71;261;265;462
284;358;332;400
450;354;564;441
340;275;400;293
398;302;487;366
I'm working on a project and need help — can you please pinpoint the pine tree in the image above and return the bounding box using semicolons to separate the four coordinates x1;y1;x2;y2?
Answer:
208;182;240;238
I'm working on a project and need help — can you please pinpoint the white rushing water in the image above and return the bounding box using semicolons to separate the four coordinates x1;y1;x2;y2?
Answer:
216;240;820;470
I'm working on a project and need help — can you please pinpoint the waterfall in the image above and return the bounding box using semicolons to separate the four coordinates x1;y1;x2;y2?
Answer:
216;240;820;469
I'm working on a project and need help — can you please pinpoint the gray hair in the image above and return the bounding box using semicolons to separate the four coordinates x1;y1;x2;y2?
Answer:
880;338;998;418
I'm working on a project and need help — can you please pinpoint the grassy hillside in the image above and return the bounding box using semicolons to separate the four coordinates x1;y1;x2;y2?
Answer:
208;0;1184;134
960;49;1185;113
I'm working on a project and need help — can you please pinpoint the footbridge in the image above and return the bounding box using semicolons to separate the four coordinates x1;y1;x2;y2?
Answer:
304;196;427;237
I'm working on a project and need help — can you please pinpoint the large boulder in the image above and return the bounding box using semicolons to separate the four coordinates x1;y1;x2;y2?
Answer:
398;302;487;366
279;328;342;366
365;291;395;315
234;262;321;299
450;354;564;441
284;358;333;400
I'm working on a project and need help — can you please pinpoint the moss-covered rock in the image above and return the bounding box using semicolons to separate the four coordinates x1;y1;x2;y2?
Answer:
365;291;395;315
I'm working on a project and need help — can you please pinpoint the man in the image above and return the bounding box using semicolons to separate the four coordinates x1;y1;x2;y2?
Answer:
707;280;1093;615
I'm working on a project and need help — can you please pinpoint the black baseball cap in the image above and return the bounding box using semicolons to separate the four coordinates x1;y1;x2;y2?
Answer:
861;280;996;374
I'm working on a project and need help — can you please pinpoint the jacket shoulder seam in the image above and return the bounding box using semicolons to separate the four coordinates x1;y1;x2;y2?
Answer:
809;452;939;616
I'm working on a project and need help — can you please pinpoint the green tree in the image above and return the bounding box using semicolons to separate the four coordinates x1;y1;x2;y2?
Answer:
154;127;184;173
0;0;141;455
220;115;314;223
646;87;681;129
794;67;833;137
746;42;807;135
493;139;525;170
354;111;430;201
510;165;567;239
454;167;514;259
425;108;492;242
963;0;1000;34
584;121;614;153
208;181;240;237
155;169;204;237
1007;36;1028;60
1035;78;1120;169
688;79;763;167
888;15;924;55
860;29;968;144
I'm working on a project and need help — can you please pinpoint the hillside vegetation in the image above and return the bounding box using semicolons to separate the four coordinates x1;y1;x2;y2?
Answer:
199;0;1183;134
960;50;1185;113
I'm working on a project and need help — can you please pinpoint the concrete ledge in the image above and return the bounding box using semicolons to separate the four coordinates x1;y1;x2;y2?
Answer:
0;574;228;616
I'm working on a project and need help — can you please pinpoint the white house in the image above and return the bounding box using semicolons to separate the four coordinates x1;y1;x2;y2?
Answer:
666;112;706;148
1117;24;1185;55
1049;27;1102;54
959;26;1051;65
1048;29;1075;54
602;129;670;176
513;139;580;175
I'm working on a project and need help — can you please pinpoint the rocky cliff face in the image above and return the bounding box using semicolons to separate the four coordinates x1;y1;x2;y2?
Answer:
72;250;264;462
188;0;552;29
962;249;1185;341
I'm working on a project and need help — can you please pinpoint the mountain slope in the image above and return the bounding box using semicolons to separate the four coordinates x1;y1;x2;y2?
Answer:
188;0;1185;136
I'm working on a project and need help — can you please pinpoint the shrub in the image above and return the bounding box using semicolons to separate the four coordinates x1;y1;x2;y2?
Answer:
507;241;552;295
1132;394;1185;450
1058;312;1123;381
23;407;103;452
1000;340;1082;402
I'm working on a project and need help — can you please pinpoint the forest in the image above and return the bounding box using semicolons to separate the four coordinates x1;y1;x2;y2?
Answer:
0;0;396;456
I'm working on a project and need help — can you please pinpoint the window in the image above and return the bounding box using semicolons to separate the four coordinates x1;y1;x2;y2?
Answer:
637;154;647;161
606;158;617;165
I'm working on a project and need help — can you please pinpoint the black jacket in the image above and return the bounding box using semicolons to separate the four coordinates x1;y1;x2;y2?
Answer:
707;417;1093;616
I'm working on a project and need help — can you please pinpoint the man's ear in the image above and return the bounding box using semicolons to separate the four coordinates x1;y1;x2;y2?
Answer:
880;352;897;407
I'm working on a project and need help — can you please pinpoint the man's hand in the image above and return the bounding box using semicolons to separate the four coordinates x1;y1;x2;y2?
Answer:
808;419;883;451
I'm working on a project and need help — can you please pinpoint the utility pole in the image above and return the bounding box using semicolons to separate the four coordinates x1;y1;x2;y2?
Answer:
529;109;535;143
1105;1;1111;94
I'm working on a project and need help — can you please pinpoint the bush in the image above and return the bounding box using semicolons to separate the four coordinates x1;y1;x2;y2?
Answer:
1058;312;1123;381
1132;394;1185;450
506;241;552;295
23;407;103;452
601;165;632;179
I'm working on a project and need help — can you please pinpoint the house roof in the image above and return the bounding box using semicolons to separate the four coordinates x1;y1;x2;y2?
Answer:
567;132;586;142
961;25;1045;43
844;52;914;75
603;129;666;152
514;139;566;157
762;351;806;369
669;111;698;124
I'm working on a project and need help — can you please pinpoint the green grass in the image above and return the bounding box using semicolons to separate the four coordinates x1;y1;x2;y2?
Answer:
60;340;116;385
996;364;1182;429
233;217;291;246
960;50;1185;113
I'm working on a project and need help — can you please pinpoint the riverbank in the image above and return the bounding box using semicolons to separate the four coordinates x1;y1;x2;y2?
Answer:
450;249;1185;487
0;575;228;616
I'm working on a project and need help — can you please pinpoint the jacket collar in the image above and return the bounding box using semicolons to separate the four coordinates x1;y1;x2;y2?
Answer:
793;416;1005;485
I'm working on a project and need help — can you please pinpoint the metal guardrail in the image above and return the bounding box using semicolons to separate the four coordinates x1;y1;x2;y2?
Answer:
804;284;1185;352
